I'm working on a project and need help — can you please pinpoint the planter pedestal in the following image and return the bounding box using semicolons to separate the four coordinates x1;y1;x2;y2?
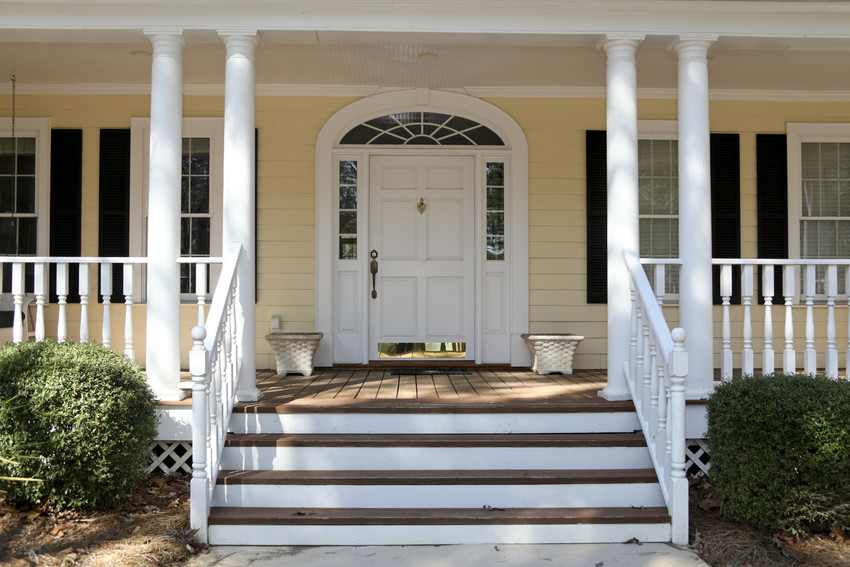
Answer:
521;333;584;375
265;332;323;376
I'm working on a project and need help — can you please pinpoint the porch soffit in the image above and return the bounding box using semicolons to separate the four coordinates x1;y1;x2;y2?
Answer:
2;2;850;97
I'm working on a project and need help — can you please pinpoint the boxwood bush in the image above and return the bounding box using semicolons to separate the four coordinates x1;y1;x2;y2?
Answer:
0;340;158;509
707;374;850;534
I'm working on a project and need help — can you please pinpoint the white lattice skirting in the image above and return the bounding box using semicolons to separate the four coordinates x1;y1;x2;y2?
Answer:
147;441;193;474
685;438;711;478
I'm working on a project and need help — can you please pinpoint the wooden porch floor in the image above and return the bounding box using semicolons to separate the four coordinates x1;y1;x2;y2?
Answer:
236;367;615;412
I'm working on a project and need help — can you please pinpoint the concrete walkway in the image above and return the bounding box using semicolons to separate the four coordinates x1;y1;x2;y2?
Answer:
187;543;710;566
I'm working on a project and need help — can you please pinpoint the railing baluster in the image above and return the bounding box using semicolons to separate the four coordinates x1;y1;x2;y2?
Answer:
189;326;209;544
11;262;23;343
79;263;90;342
634;302;645;391
649;340;659;432
629;285;638;382
720;264;732;380
196;262;207;326
123;263;135;360
742;265;754;377
101;263;112;347
34;263;46;341
641;323;651;415
803;265;816;375
669;328;689;546
783;265;796;374
762;265;775;375
825;265;838;379
654;264;666;306
56;263;69;342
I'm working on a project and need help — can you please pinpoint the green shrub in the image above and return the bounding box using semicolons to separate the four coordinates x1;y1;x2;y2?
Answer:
0;340;158;509
707;374;850;534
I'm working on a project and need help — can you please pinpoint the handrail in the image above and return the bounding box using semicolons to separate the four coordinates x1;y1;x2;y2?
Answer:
189;243;244;544
623;249;689;545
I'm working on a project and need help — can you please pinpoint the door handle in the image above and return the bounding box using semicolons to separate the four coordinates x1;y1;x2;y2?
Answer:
370;250;379;299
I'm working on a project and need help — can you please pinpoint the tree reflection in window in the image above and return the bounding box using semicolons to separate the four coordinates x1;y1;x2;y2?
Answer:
486;162;505;260
341;113;504;146
339;161;358;260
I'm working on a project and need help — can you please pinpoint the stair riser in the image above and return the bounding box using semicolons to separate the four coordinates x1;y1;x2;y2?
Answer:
229;412;641;435
220;446;653;471
211;482;665;509
208;522;672;546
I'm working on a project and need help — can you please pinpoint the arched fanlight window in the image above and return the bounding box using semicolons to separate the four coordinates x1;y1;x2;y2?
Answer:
340;112;505;146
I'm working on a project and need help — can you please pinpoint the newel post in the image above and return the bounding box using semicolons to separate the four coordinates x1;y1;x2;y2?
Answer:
189;326;210;544
669;327;689;546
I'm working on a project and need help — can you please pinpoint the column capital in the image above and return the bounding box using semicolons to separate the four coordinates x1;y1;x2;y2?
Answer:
218;30;260;54
672;34;718;57
598;33;645;53
145;30;186;56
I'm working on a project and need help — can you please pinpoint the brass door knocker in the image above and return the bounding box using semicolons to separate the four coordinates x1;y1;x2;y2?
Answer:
417;198;427;215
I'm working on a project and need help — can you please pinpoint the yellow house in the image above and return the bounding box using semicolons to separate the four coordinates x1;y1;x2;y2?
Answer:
2;0;850;547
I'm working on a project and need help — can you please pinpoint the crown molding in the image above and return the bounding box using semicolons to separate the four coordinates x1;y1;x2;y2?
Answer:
7;83;850;103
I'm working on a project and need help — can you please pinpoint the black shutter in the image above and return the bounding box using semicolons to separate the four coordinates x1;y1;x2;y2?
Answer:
49;129;83;303
756;134;787;304
710;133;741;305
98;129;131;300
586;130;608;304
586;130;742;305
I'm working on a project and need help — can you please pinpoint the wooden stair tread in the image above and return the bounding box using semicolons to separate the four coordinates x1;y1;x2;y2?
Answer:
234;399;636;414
217;468;660;485
224;432;646;448
209;506;670;526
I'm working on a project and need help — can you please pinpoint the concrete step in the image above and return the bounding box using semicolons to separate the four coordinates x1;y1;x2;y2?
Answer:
207;506;672;545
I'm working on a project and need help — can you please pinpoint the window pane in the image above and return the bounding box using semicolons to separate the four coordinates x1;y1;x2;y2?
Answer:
0;176;13;213
487;236;505;260
190;177;209;214
191;138;210;176
191;218;210;255
339;237;357;260
17;218;36;254
486;186;504;210
822;180;839;216
486;212;504;236
821;143;839;178
486;162;504;186
181;178;190;213
180;218;191;255
802;179;820;216
0;218;14;253
339;186;357;210
182;138;191;174
16;176;35;214
16;138;35;175
339;211;357;235
0;139;14;174
339;161;358;185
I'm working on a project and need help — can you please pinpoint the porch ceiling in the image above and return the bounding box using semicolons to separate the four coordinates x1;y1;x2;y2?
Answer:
2;34;850;95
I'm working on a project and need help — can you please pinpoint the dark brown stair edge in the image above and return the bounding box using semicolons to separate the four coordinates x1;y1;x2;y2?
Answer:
216;468;660;485
208;506;670;526
224;432;647;448
233;399;636;414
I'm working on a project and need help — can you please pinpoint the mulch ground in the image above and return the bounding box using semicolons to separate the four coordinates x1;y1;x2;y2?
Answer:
0;472;200;566
1;472;849;566
690;476;850;567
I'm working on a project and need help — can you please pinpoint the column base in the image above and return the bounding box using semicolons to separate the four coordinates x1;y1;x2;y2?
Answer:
598;387;632;402
236;388;265;402
156;389;190;403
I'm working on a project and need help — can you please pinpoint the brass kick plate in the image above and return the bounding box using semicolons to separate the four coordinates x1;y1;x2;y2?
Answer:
378;342;466;359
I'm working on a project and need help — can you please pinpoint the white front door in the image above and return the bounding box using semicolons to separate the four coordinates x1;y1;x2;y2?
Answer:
369;155;475;360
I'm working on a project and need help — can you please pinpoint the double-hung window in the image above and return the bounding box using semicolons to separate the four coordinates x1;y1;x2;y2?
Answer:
638;121;679;294
130;117;222;301
0;118;50;293
788;123;850;295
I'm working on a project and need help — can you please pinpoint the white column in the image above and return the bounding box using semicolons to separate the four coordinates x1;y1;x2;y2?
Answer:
602;35;644;401
145;31;185;401
675;36;717;396
220;31;263;401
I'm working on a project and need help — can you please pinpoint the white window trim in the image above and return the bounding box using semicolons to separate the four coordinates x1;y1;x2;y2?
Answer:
129;117;223;303
787;122;850;261
0;117;51;256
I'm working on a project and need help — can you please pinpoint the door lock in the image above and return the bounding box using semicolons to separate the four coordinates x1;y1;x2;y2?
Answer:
370;250;379;299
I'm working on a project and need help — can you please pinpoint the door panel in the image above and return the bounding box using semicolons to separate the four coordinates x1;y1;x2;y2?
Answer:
370;155;475;359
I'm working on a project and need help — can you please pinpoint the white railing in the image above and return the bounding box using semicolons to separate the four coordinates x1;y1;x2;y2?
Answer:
623;249;689;546
189;243;244;544
0;256;219;360
642;258;850;380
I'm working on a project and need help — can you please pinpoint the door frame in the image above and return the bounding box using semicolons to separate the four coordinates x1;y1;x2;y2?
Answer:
315;89;529;366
